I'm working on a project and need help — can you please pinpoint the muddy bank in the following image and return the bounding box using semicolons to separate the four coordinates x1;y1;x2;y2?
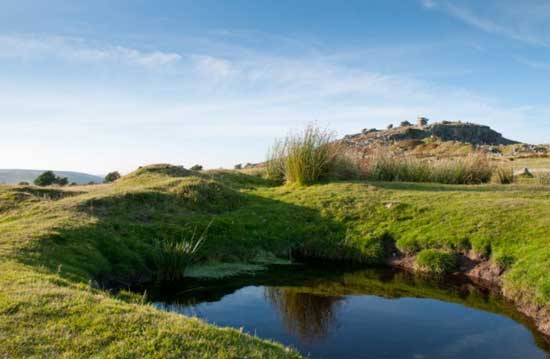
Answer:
387;248;550;340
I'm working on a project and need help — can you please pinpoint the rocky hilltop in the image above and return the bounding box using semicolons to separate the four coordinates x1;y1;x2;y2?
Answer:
340;118;528;160
343;119;518;147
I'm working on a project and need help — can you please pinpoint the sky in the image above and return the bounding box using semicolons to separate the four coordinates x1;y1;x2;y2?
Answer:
1;0;550;174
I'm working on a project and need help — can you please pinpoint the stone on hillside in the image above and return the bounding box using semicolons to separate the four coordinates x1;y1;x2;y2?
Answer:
516;168;534;178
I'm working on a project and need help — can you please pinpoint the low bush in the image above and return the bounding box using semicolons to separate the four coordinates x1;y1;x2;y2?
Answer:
415;249;457;275
104;171;121;183
33;171;69;187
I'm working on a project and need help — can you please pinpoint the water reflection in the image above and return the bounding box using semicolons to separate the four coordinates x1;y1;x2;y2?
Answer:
143;266;550;358
265;287;343;343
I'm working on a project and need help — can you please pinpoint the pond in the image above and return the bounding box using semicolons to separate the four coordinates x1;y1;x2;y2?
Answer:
143;266;550;359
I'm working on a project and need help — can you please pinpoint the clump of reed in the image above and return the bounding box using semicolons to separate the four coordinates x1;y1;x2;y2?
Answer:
266;125;349;186
151;224;209;281
364;152;497;185
492;166;515;185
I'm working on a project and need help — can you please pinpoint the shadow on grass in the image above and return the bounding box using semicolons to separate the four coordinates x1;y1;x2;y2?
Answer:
18;179;352;288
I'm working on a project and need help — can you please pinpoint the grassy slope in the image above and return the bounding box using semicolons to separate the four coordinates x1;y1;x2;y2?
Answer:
2;164;550;357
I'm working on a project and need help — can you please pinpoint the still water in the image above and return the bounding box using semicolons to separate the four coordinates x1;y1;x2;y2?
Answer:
145;266;550;359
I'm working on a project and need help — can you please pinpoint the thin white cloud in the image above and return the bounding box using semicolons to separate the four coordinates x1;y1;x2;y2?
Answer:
0;34;182;67
422;0;550;47
192;55;236;78
515;57;550;71
421;0;437;9
1;32;549;173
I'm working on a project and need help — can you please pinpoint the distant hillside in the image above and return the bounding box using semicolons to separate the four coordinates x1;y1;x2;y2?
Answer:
0;169;103;185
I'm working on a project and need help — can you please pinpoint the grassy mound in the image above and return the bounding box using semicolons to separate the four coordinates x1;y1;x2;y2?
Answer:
2;165;550;356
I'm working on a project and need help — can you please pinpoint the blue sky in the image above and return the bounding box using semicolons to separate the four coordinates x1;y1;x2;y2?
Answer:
1;0;550;174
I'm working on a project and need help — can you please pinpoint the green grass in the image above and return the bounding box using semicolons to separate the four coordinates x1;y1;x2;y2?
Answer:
537;172;550;185
2;164;550;356
415;249;457;275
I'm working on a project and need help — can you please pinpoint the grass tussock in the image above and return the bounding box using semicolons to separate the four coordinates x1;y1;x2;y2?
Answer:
151;225;209;281
267;125;353;186
364;152;495;185
415;249;457;275
492;166;515;184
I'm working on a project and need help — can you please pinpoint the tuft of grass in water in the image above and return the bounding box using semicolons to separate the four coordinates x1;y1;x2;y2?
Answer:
151;225;209;281
267;124;347;186
364;152;494;185
415;249;457;275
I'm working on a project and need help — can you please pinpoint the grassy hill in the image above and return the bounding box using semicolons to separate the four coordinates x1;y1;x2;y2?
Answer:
0;169;103;185
1;164;550;357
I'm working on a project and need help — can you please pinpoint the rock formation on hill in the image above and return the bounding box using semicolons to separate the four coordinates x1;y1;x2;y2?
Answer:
343;119;518;147
339;118;529;160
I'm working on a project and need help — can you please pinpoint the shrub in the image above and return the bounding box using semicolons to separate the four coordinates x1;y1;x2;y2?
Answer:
56;177;69;186
18;181;30;186
537;172;550;185
492;166;515;184
104;171;121;183
34;171;57;186
34;171;70;186
190;164;203;171
415;249;457;275
151;225;209;281
234;163;243;170
267;125;345;186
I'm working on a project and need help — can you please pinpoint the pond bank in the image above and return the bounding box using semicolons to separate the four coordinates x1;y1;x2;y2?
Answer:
387;248;550;339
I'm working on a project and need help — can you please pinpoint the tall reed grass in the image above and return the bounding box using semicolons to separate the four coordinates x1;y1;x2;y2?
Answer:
151;224;210;281
492;166;515;184
364;152;497;185
267;125;346;185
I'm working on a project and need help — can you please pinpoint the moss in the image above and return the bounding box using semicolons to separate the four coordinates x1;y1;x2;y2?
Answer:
415;250;457;275
184;262;268;279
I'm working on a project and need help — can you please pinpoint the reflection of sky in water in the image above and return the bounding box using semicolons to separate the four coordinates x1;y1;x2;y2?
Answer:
154;286;547;359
